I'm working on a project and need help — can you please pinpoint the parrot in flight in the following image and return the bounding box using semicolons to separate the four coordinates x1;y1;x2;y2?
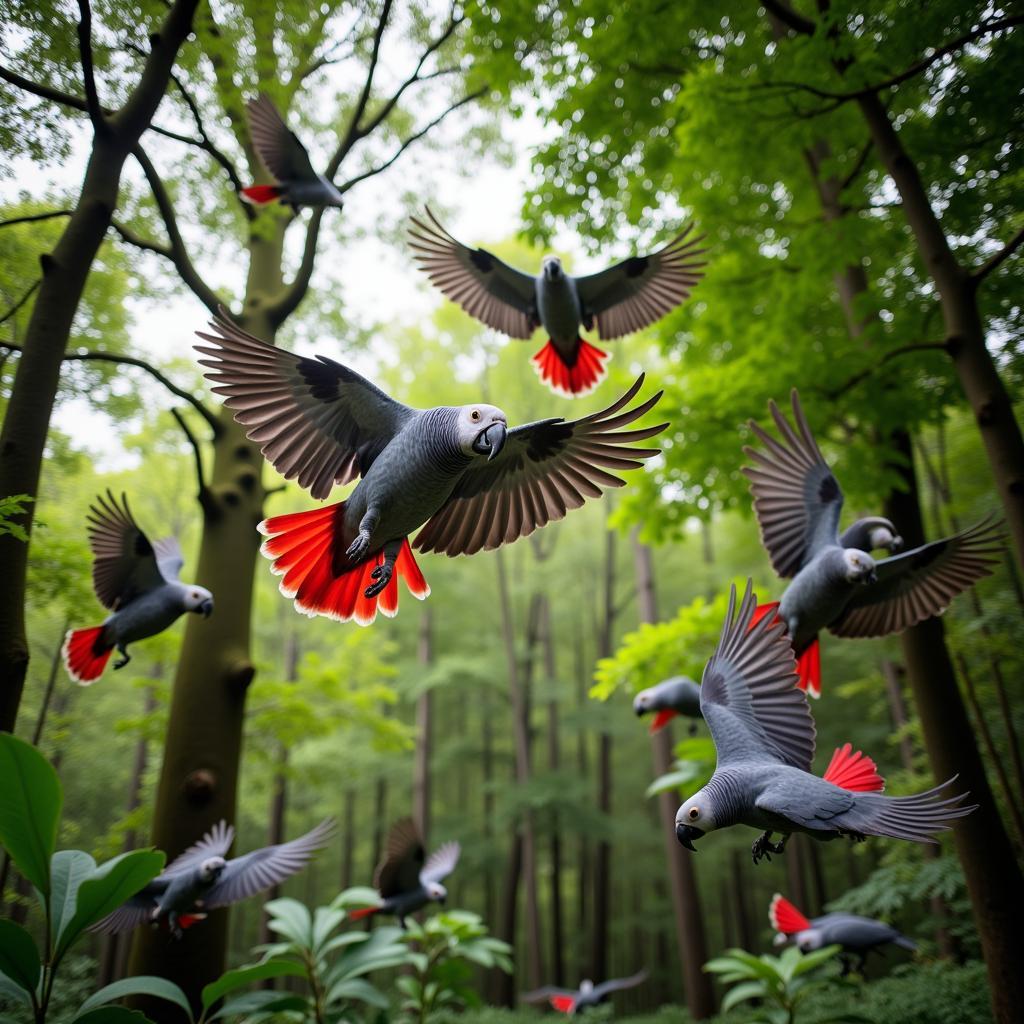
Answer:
92;818;334;938
743;390;1003;696
521;971;648;1015
196;311;666;626
349;818;460;927
62;491;213;684
633;675;703;734
673;580;976;864
408;208;706;397
241;93;345;209
769;893;917;973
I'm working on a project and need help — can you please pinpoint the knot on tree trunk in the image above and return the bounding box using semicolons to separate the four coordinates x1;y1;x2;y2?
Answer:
226;660;256;694
975;400;996;426
236;469;258;493
182;768;217;805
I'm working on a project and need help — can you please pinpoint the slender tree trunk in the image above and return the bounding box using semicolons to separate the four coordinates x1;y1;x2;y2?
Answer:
0;0;200;731
341;789;355;891
785;836;809;914
573;612;590;976
481;688;495;928
730;850;753;951
413;610;433;845
372;776;388;875
633;534;714;1017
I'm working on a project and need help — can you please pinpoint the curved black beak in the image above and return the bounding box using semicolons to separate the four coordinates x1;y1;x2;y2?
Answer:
633;699;647;717
473;421;507;461
675;823;702;852
890;535;904;553
866;570;878;585
199;598;214;618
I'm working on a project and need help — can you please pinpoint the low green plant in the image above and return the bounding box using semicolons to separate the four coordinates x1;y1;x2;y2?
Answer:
703;946;871;1024
396;910;513;1024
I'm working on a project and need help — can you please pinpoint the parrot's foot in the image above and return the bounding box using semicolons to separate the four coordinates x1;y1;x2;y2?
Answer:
346;531;371;561
751;831;788;865
113;650;131;670
167;913;183;940
839;829;867;844
364;562;394;598
688;722;699;737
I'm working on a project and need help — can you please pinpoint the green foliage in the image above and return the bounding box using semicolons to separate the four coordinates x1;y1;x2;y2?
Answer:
0;495;33;542
645;737;716;799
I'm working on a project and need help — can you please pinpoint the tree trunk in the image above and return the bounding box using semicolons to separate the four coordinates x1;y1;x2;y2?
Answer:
0;0;200;732
573;612;590;976
481;688;495;928
372;776;388;875
785;836;809;914
730;850;753;951
633;534;715;1017
340;789;355;891
413;610;433;846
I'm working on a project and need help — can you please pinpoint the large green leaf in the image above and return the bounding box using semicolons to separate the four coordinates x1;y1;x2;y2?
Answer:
76;976;194;1022
264;897;312;947
51;850;97;955
0;971;32;1007
0;733;61;897
721;980;767;1012
0;920;40;996
74;1009;153;1024
57;849;165;958
324;978;389;1009
201;960;307;1011
211;991;308;1020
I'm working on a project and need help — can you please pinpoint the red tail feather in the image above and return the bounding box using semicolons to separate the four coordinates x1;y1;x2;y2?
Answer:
823;743;885;792
241;184;283;204
178;913;207;930
649;708;678;734
550;996;577;1014
769;893;811;935
259;501;429;626
531;338;609;397
348;906;379;920
751;602;822;698
62;626;113;685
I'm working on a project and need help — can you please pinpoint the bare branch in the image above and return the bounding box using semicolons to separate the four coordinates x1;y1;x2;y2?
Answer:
760;0;815;36
267;208;325;326
170;407;215;508
109;218;172;258
838;138;874;193
972;226;1024;287
76;0;106;132
0;63;88;112
0;210;74;230
827;341;950;399
0;280;40;329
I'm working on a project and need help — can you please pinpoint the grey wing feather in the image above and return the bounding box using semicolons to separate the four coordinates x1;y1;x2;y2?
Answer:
90;881;165;934
86;491;167;609
830;516;1004;637
204;818;335;909
592;971;649;1000
742;390;843;578
246;93;318;183
420;840;460;885
196;310;414;500
374;818;426;897
520;986;577;1004
161;819;235;877
414;375;666;557
574;225;706;339
831;779;976;844
700;580;816;771
153;537;184;582
409;208;539;339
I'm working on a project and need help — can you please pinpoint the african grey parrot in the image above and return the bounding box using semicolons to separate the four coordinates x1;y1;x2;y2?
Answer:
92;818;334;938
743;390;1003;696
409;208;705;397
521;971;648;1015
349;818;460;928
769;893;916;973
673;580;975;864
241;94;345;209
633;676;703;734
62;491;213;684
196;311;665;625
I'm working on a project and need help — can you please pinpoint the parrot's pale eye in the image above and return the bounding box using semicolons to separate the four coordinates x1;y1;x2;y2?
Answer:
688;807;700;821
470;409;481;422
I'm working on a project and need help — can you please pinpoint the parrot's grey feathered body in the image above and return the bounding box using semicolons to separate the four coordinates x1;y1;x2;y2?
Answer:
743;390;1003;696
196;312;666;625
409;208;706;397
92;819;334;938
521;971;648;1015
633;675;703;734
674;580;976;864
62;492;213;685
351;818;460;928
242;94;345;209
770;893;916;972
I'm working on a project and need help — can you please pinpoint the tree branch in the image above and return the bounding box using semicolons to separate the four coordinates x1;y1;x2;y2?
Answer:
0;210;74;230
838;138;874;193
972;226;1024;286
109;218;172;258
0;280;40;329
0;344;220;433
170;408;215;509
132;143;225;315
76;0;106;132
760;0;815;36
0;63;87;112
827;341;950;398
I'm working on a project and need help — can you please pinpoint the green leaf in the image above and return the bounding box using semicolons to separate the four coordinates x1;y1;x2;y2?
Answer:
0;920;41;995
74;1009;154;1024
77;977;193;1023
51;850;97;954
721;980;766;1012
0;970;32;1007
0;733;61;897
324;978;389;1009
792;944;843;977
201;960;307;1011
58;849;165;958
211;991;308;1020
264;897;312;947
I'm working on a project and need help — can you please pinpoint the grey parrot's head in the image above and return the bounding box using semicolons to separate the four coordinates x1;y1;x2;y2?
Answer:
674;788;718;851
460;404;508;462
579;980;594;994
426;881;448;904
869;519;903;554
794;928;825;953
199;856;226;882
772;931;789;948
632;685;660;716
633;676;689;716
842;548;877;585
183;585;215;618
541;255;564;281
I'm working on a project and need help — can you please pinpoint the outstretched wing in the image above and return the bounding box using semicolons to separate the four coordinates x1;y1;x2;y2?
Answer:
374;818;426;898
204;819;335;909
830;516;1004;637
574;224;706;340
592;970;649;1001
161;820;235;878
520;986;577;1005
86;491;168;609
700;580;816;771
742;390;843;579
196;310;415;500
414;376;666;557
419;840;460;885
90;882;166;935
246;93;318;183
409;208;539;339
153;537;184;582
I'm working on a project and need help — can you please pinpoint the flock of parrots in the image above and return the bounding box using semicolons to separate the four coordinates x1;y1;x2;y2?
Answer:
57;95;1003;1011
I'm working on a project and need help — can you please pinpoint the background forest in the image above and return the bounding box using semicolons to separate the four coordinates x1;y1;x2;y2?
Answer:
0;1;1021;1023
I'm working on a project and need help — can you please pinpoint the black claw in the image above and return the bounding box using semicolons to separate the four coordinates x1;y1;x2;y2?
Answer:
364;565;393;599
113;654;130;670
